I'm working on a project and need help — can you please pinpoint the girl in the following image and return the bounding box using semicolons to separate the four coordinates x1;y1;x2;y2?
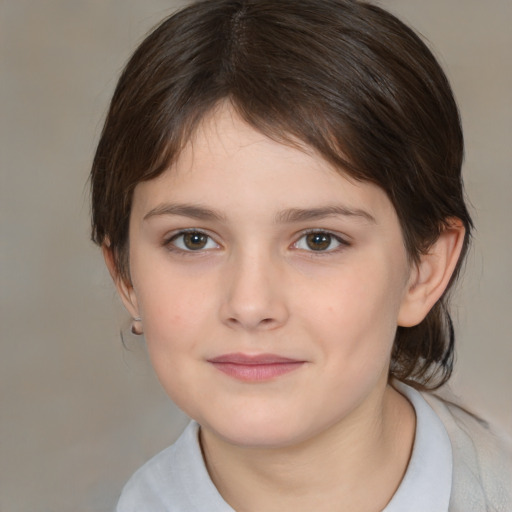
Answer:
90;0;511;510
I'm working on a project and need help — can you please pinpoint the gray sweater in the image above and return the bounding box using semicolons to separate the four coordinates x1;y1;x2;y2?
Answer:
424;392;512;511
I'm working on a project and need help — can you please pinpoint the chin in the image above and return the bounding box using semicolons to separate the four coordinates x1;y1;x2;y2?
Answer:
200;410;319;449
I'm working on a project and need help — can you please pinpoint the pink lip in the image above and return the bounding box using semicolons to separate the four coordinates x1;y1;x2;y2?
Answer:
208;353;305;382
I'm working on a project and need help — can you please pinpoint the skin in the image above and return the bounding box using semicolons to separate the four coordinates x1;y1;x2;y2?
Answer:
106;103;465;511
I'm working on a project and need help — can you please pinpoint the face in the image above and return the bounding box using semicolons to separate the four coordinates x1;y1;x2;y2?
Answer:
120;104;414;448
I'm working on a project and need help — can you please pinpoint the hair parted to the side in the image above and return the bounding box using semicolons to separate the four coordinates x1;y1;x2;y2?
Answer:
90;0;472;390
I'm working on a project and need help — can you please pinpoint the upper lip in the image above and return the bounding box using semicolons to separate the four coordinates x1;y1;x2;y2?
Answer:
207;353;303;364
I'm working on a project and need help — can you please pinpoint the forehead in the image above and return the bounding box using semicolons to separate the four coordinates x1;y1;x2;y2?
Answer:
132;103;396;224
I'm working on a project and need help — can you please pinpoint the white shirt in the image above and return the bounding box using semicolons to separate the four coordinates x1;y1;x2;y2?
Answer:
383;382;452;511
116;383;453;511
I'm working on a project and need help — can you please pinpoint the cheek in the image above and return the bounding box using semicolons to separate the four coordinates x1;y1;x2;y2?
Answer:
135;277;214;408
299;259;405;358
132;262;216;352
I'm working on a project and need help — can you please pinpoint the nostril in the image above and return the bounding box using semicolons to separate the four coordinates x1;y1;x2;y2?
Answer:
226;316;275;329
220;290;289;330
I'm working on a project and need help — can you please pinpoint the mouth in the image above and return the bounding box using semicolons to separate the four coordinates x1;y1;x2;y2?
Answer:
207;353;305;382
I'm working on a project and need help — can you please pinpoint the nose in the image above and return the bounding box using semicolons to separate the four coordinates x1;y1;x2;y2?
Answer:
219;249;289;331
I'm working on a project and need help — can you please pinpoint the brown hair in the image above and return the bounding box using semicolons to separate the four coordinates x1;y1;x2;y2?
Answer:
91;0;472;390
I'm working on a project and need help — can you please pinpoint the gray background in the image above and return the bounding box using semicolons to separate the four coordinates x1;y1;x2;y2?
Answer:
1;1;511;510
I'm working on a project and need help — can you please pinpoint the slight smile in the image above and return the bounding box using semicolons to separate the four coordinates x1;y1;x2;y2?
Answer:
207;353;306;382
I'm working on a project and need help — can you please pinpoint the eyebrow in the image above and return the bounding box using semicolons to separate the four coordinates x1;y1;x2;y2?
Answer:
143;202;376;224
274;205;376;224
143;203;226;222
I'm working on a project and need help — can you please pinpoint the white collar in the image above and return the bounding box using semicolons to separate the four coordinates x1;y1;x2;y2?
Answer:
382;381;453;512
182;382;453;511
120;382;453;511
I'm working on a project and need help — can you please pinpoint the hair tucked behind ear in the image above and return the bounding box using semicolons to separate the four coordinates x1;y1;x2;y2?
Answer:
91;0;472;390
392;302;456;389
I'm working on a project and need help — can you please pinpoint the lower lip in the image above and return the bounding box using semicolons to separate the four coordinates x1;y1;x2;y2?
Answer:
210;362;304;382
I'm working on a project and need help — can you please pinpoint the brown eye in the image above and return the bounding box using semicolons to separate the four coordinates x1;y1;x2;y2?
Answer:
293;231;346;253
169;231;218;252
183;232;208;250
305;232;332;251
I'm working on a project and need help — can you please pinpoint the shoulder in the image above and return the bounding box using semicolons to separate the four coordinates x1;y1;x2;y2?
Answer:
116;444;175;511
423;392;512;512
116;422;200;512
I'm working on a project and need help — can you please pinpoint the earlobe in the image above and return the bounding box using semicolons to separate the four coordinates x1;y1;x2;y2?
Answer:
102;244;140;320
398;219;466;327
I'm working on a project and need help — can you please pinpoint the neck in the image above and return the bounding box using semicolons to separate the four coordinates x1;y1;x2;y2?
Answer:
200;382;415;512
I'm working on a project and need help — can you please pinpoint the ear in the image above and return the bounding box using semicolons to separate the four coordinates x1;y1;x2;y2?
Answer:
398;219;466;327
102;244;140;320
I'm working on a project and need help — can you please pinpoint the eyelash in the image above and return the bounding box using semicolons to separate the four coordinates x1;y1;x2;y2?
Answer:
163;229;350;255
164;229;221;255
292;230;350;255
